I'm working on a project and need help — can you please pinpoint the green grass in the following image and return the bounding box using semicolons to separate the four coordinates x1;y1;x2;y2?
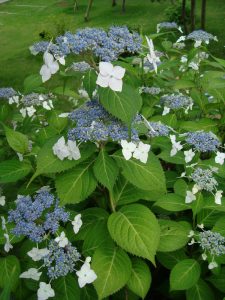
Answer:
0;0;224;89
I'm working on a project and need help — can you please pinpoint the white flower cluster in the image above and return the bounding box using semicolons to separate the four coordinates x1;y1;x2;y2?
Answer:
53;137;81;161
121;140;151;164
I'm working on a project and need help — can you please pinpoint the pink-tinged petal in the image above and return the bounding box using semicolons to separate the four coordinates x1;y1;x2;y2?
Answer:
40;65;51;82
96;74;110;88
99;62;114;76
43;52;54;65
49;61;59;74
109;77;123;92
112;66;126;79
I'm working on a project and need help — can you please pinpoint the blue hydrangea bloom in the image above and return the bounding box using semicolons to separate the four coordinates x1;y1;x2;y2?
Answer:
185;131;220;152
0;87;17;99
199;230;225;256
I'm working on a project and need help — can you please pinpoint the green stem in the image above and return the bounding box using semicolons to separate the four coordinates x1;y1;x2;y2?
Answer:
109;190;116;212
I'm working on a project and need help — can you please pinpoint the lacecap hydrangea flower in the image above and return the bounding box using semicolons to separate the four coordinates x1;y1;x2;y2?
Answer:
160;93;193;115
185;131;221;152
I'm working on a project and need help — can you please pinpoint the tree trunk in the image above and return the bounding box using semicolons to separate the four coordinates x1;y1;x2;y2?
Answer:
201;0;207;30
181;0;188;34
122;0;126;13
190;0;196;31
112;0;116;6
84;0;94;21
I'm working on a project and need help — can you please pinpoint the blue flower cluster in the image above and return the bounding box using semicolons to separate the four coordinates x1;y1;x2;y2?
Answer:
69;61;91;72
22;93;49;107
43;240;81;280
191;168;218;192
140;86;161;95
68;100;139;142
185;131;220;152
187;30;216;42
31;26;142;62
0;87;17;99
199;230;225;256
147;121;170;138
157;22;179;30
160;93;193;110
8;190;69;242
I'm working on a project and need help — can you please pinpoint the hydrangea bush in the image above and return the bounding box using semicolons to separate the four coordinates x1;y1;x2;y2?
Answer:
0;24;225;299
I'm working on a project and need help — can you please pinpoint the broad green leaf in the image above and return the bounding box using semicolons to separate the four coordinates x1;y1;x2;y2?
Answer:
112;176;155;206
108;204;160;264
158;220;191;252
83;70;97;98
174;179;188;197
197;209;225;227
92;246;132;299
29;137;96;182
47;111;68;133
208;267;225;292
80;285;98;300
99;84;142;125
157;249;188;270
154;194;189;212
23;74;42;93
127;258;151;299
112;152;166;196
170;259;201;291
55;160;97;205
0;160;32;183
4;126;29;154
213;217;225;236
173;79;195;89
0;256;20;291
158;149;185;165
93;149;119;190
53;274;80;300
191;193;204;217
186;279;215;300
179;119;218;133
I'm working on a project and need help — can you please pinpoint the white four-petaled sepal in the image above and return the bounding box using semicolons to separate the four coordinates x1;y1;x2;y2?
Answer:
96;62;125;92
121;140;136;161
170;135;183;157
72;214;82;234
208;262;218;270
188;230;195;238
37;282;55;300
40;52;60;83
184;149;195;163
4;234;13;252
215;151;225;165
20;268;42;281
53;137;70;161
146;36;160;73
197;223;204;229
55;231;68;248
76;257;97;288
27;247;49;261
185;191;196;204
0;196;5;206
162;106;170;116
215;190;223;205
192;184;200;195
133;142;151;164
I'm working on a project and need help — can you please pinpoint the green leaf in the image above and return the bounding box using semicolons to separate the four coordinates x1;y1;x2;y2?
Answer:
99;84;142;125
174;179;188;197
0;160;32;183
213;217;225;236
55;160;97;205
92;246;132;299
93;149;119;190
197;209;224;227
52;274;80;300
47;111;68;133
83;70;97;98
158;220;191;252
112;152;166;196
179;119;218;132
191;193;204;217
0;222;23;245
108;204;160;264
170;259;201;291
0;256;20;291
29;137;96;182
186;279;215;300
23;74;42;93
127;258;151;299
154;194;189;212
208;267;225;292
4;125;29;154
112;176;154;206
158;149;185;165
157;249;188;270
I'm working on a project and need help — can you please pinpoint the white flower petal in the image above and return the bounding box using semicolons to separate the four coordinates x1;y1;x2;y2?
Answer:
108;77;123;92
96;73;110;88
40;65;51;83
111;66;126;79
48;61;59;75
99;62;114;76
44;52;54;65
20;268;42;281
